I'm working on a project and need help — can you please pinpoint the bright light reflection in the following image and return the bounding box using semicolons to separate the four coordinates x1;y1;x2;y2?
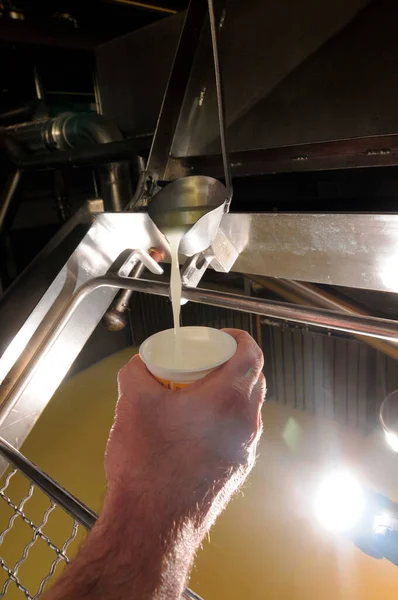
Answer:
385;431;398;452
380;252;398;293
314;470;364;532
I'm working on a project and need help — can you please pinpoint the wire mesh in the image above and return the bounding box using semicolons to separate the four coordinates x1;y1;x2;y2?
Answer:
0;469;80;599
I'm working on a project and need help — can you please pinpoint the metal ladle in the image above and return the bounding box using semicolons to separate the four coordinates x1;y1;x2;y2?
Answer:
148;175;227;256
148;0;232;257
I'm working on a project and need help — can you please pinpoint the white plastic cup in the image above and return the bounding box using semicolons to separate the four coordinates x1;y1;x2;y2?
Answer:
139;326;237;390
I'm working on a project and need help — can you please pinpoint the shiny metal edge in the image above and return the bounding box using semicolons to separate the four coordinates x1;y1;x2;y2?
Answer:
223;212;398;293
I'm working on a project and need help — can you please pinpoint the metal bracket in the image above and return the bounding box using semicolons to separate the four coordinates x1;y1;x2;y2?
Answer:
102;249;164;331
181;225;239;289
122;249;164;277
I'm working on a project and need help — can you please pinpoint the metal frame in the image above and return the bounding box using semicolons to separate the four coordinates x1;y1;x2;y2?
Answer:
4;274;398;406
1;210;398;469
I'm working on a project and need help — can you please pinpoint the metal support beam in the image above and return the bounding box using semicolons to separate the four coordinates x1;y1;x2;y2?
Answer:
165;134;398;179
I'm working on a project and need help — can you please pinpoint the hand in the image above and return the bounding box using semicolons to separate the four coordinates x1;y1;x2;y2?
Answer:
105;329;265;529
44;330;265;600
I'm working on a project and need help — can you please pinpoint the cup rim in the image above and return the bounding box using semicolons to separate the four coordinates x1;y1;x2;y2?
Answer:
139;326;237;375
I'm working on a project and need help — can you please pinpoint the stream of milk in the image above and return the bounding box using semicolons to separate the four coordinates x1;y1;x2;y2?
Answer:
168;232;183;365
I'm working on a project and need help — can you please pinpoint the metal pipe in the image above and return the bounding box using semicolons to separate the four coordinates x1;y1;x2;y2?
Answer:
0;101;46;126
8;139;136;170
264;278;369;314
3;275;398;422
0;169;22;234
97;161;133;212
101;262;146;331
249;275;398;360
0;436;97;529
1;113;135;211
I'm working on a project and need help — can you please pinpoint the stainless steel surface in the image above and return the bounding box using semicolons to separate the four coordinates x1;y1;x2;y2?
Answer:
216;0;398;154
0;250;163;433
249;276;398;360
97;0;398;177
204;226;239;272
0;213;169;461
97;0;372;161
181;254;213;289
145;0;209;181
181;227;239;289
96;11;185;145
207;0;232;206
148;175;227;255
228;212;398;293
0;200;96;358
0;169;22;234
166;135;398;179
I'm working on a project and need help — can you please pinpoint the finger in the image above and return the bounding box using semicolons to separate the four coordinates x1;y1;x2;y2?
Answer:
251;373;266;438
218;328;264;387
118;354;165;395
251;372;267;406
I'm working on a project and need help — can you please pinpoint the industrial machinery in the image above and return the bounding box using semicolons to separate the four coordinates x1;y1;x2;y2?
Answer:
1;0;398;597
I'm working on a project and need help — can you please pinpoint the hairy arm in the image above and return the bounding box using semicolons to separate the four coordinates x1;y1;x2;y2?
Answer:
44;329;265;600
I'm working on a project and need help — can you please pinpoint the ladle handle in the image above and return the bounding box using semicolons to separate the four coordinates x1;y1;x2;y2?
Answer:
208;0;233;210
